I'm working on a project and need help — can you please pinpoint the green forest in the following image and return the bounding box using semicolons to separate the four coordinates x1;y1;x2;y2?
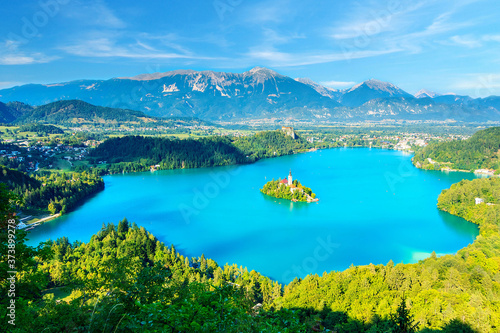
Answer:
89;135;247;173
18;123;64;135
0;165;104;215
413;127;500;172
261;179;317;202
89;130;311;174
233;130;312;161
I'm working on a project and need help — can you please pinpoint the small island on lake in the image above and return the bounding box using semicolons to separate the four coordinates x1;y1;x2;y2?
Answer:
261;170;319;203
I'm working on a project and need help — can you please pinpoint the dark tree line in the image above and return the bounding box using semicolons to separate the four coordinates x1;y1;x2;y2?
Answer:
0;165;104;214
89;130;311;174
18;123;64;134
89;135;248;173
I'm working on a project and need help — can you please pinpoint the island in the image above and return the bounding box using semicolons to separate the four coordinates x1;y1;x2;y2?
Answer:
260;170;319;202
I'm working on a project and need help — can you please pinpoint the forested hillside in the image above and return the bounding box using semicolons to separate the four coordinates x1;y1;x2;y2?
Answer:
413;127;500;171
0;165;41;190
89;130;311;174
0;165;103;215
89;135;247;174
233;130;312;161
15;100;155;125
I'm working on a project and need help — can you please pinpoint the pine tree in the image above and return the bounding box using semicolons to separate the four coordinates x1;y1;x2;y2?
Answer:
392;295;419;333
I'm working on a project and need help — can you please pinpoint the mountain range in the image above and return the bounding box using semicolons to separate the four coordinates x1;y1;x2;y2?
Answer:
0;67;499;122
0;100;213;127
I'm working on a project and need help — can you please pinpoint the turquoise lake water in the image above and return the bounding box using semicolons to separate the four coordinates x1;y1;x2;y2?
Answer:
27;148;480;283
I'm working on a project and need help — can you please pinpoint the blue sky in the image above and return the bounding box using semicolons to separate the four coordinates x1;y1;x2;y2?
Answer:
1;0;499;97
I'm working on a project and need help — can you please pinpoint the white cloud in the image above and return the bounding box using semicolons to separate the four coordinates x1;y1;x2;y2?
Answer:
60;37;218;61
448;35;482;48
243;0;292;24
63;0;126;29
451;73;500;97
0;55;57;65
482;35;500;43
330;0;428;40
246;47;403;67
0;81;21;89
262;28;305;45
329;0;485;58
0;40;58;65
442;33;500;48
320;80;356;89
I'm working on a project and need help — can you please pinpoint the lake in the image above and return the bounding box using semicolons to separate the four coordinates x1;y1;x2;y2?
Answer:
27;148;480;283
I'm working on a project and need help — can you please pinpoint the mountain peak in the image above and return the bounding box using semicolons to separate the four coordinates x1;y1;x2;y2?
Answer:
415;89;441;99
246;67;281;77
340;79;412;107
351;79;398;91
295;78;341;99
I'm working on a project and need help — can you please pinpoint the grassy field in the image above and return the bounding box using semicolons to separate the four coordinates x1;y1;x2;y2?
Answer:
53;158;72;170
42;287;73;302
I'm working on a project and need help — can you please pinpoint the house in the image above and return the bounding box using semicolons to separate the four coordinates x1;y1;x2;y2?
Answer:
475;198;484;205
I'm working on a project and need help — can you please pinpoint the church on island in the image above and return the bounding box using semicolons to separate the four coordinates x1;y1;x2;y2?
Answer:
280;170;294;186
260;170;319;203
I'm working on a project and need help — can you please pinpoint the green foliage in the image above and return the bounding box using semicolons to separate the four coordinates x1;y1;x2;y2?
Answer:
89;130;310;175
89;135;247;173
0;164;41;190
441;319;480;333
413;127;500;171
233;129;312;161
18;123;64;134
0;165;104;214
0;184;53;322
392;296;419;333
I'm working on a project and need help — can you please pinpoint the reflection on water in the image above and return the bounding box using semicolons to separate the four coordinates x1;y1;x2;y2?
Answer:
438;209;479;240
